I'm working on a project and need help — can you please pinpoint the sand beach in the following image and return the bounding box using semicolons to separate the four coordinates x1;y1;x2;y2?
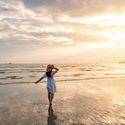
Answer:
0;78;125;125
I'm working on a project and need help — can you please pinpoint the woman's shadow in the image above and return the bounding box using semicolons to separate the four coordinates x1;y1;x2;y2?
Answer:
47;106;57;125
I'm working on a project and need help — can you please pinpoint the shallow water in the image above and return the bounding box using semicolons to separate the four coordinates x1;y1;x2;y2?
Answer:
0;63;125;124
0;63;125;85
0;79;125;124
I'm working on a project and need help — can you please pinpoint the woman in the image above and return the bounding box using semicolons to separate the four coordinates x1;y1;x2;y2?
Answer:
35;64;59;106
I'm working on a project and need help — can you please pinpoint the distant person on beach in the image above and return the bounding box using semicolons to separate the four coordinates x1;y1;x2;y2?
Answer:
35;64;59;106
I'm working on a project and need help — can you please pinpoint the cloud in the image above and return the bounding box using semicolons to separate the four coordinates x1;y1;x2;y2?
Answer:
22;0;56;7
0;0;124;47
21;0;125;17
0;0;125;63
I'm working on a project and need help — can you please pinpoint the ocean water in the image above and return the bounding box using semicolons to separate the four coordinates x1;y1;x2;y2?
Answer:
0;63;125;85
1;63;125;124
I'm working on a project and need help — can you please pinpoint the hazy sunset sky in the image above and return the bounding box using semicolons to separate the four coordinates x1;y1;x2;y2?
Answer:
0;0;125;63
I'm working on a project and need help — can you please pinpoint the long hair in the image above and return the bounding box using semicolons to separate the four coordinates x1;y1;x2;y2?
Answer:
46;64;52;77
46;71;52;77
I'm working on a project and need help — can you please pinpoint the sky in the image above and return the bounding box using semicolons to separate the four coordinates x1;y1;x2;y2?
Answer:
0;0;125;64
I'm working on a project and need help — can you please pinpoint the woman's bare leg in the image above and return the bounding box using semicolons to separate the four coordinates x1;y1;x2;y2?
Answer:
48;93;51;104
50;94;54;104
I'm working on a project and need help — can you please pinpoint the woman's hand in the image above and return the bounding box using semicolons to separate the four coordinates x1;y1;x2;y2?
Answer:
53;66;59;71
35;81;39;84
35;77;43;84
51;64;54;69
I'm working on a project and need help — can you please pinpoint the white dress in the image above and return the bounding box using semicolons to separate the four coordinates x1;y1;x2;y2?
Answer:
42;70;58;94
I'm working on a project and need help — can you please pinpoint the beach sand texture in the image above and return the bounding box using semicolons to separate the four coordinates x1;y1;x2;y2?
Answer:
0;78;125;125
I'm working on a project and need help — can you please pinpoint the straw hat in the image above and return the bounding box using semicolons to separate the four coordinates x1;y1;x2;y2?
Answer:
46;64;53;72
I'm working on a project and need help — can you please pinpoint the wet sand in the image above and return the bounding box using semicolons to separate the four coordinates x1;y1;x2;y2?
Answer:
0;78;125;125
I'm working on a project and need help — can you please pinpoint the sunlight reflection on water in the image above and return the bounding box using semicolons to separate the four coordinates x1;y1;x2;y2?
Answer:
0;63;125;124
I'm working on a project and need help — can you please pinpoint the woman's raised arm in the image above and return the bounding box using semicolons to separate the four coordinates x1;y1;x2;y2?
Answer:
52;65;59;71
54;67;59;71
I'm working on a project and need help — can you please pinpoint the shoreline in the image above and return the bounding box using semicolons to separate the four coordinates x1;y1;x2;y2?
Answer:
1;77;125;86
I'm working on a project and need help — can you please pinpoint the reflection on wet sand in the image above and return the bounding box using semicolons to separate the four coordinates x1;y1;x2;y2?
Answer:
0;79;125;124
47;106;57;125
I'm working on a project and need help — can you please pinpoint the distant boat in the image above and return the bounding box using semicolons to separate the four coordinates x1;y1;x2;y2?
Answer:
119;61;125;64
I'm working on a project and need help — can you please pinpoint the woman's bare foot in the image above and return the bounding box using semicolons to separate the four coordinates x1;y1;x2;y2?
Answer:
49;102;52;106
